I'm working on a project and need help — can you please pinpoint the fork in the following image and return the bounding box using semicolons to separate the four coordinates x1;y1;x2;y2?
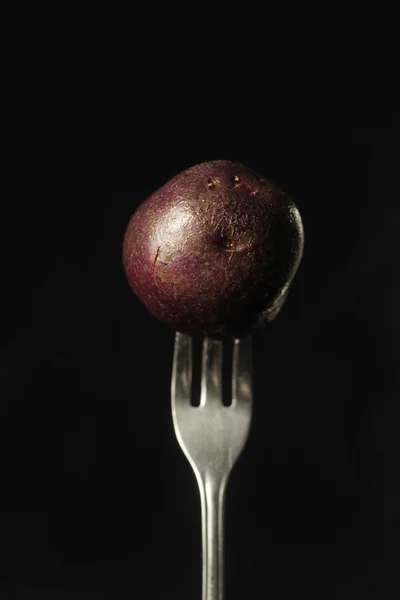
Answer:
171;332;253;600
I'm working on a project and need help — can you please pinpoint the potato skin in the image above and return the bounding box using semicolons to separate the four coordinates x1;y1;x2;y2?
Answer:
123;160;304;336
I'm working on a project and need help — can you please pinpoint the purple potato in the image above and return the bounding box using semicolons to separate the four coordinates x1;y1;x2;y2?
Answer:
123;160;304;336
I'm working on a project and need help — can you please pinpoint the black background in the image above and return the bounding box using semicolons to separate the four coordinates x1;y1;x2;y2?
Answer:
1;2;400;598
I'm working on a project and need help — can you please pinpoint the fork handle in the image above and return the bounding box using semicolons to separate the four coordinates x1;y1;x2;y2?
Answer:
197;473;227;600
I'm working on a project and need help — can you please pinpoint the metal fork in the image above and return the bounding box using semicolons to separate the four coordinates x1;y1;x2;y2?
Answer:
171;332;253;600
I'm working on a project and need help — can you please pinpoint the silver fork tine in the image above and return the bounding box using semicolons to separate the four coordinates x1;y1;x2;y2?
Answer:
232;335;253;409
171;331;192;409
200;336;223;407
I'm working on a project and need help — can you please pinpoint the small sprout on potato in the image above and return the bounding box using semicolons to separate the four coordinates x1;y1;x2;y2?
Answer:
207;177;216;190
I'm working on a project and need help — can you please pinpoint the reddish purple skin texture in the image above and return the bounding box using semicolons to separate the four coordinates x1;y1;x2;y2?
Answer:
123;160;304;336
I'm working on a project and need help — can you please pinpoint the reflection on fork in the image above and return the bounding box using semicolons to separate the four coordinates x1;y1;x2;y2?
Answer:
171;332;253;600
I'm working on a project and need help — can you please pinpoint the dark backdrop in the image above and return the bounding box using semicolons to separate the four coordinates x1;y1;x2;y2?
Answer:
1;3;399;598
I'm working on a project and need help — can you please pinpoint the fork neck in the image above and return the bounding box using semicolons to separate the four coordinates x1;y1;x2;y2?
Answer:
198;472;228;600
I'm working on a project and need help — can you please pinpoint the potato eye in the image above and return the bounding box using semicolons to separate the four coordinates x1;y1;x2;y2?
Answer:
207;177;216;190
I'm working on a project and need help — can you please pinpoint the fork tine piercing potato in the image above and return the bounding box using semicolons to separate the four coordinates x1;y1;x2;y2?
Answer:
123;160;304;336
